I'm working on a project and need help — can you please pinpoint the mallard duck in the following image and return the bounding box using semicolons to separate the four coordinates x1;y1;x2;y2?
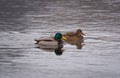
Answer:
34;33;63;49
62;29;85;49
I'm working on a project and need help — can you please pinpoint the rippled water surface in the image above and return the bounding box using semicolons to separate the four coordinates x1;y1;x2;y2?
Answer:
0;0;120;78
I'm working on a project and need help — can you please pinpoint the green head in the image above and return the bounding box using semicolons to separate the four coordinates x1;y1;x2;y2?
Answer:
54;33;62;40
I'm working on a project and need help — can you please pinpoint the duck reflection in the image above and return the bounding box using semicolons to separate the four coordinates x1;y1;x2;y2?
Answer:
54;45;64;55
76;41;84;49
62;29;85;49
36;45;64;56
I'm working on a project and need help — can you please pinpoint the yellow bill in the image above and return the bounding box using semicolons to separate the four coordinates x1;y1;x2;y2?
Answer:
62;36;67;41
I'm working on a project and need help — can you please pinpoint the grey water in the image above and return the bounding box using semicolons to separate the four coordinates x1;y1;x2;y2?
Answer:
0;0;120;78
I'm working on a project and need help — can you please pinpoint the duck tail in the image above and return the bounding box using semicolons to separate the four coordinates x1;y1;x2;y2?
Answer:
34;39;40;44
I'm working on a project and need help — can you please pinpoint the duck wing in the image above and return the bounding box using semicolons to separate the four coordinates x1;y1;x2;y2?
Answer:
63;32;76;36
34;37;54;44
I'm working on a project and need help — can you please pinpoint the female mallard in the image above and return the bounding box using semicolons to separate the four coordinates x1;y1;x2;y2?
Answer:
34;33;63;49
62;29;85;49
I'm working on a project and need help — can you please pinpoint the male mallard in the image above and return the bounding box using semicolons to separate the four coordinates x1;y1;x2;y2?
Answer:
34;33;63;49
62;29;85;49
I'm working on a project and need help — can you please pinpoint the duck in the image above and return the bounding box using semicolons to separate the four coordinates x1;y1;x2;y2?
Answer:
62;29;85;49
34;33;63;49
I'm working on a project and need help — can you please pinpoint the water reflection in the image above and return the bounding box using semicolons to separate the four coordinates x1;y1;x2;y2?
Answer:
36;45;64;56
64;39;84;49
76;41;84;49
54;45;64;55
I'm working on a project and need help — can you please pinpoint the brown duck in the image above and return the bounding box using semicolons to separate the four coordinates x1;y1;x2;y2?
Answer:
62;29;85;49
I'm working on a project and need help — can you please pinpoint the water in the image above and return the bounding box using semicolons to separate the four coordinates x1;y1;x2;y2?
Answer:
0;0;120;78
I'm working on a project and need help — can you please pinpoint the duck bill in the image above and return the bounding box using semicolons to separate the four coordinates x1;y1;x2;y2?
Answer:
62;36;67;41
81;32;85;35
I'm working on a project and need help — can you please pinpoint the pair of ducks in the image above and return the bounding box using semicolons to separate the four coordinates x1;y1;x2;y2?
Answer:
34;29;85;49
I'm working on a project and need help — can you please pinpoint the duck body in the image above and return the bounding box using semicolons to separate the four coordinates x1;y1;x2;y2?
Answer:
62;29;85;49
35;37;58;48
62;35;83;45
34;33;63;49
62;29;84;44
